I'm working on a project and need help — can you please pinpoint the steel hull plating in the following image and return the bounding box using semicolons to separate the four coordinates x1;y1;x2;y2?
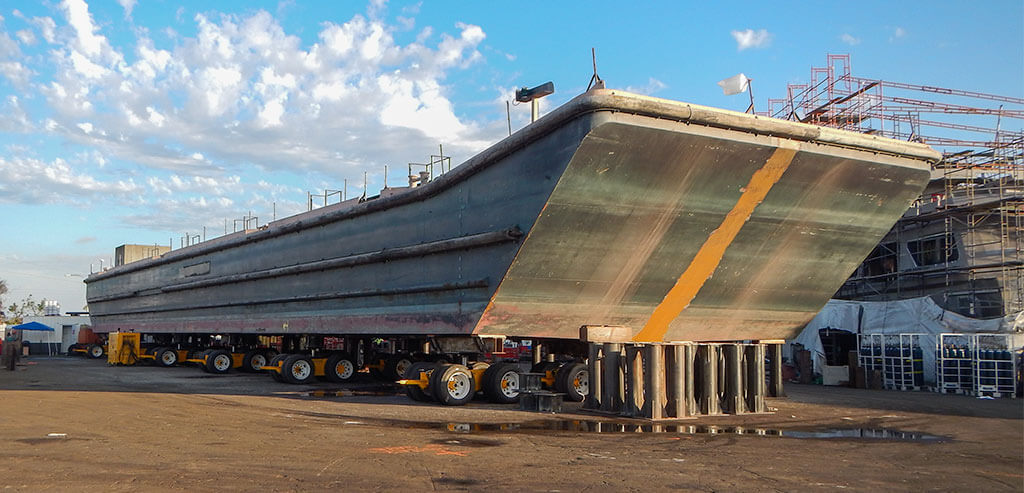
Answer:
85;90;938;342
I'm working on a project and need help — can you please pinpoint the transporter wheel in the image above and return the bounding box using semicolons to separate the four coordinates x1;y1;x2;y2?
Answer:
206;350;232;374
385;354;415;381
281;354;315;384
430;364;475;406
66;344;80;356
241;351;267;373
268;354;288;383
556;362;589;402
324;353;357;383
87;344;105;359
157;347;178;367
403;362;438;402
483;362;521;404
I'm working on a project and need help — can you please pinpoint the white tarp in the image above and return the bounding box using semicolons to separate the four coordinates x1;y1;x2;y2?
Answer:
788;296;1023;383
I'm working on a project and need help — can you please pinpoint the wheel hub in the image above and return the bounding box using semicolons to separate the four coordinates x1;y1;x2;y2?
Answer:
292;361;311;379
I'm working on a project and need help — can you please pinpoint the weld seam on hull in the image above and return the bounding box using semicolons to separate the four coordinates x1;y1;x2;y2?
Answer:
89;228;519;303
633;145;799;342
93;278;490;317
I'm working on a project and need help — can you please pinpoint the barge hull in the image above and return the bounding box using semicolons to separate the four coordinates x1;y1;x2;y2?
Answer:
85;90;938;343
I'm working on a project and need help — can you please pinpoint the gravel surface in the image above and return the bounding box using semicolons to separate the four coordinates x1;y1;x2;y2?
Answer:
0;356;1020;491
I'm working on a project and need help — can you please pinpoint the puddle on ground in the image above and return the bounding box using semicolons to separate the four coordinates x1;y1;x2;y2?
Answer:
15;437;87;445
441;422;947;441
283;409;947;442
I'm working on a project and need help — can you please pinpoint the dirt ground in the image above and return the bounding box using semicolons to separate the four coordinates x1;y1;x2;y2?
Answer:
0;356;1020;492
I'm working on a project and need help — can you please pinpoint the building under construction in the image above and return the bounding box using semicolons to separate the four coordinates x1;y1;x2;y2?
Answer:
765;54;1023;319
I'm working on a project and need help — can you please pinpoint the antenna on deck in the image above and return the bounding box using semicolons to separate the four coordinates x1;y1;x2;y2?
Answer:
586;47;604;91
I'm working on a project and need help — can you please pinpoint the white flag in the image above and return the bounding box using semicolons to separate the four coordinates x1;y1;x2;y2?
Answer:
717;73;750;96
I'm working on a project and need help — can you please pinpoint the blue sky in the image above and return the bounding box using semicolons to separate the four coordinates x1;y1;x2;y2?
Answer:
0;0;1021;313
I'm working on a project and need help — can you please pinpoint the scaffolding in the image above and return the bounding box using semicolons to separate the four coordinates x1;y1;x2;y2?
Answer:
778;55;1024;318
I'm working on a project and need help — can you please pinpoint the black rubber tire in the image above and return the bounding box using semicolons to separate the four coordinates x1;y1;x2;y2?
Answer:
555;362;589;402
67;344;80;356
324;353;358;383
241;350;268;373
206;349;232;374
281;354;315;384
403;362;438;402
385;354;415;381
530;361;561;389
430;363;475;406
154;346;177;364
268;354;288;382
87;344;105;359
483;362;521;404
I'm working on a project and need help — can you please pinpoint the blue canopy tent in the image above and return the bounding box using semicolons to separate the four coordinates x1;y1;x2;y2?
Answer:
10;321;57;355
11;321;56;332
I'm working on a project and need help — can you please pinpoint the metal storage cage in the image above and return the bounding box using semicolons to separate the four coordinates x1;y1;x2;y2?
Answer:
973;334;1018;398
858;333;925;391
936;334;975;394
883;334;924;390
857;334;884;385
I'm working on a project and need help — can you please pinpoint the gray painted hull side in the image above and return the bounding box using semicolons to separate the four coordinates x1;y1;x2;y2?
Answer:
85;89;938;341
85;112;591;335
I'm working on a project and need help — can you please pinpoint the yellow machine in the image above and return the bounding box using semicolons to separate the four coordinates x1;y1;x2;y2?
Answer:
107;332;141;365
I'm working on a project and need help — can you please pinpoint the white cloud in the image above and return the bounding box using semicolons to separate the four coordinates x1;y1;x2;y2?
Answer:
840;33;860;46
30;16;57;44
0;95;33;132
15;29;36;45
0;156;142;204
731;28;773;51
625;77;667;96
63;0;104;57
0;2;501;240
890;26;906;42
117;0;137;19
0;61;31;87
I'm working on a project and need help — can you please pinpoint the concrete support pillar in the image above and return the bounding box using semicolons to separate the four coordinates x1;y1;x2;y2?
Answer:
684;344;697;416
643;345;665;420
585;343;602;410
623;346;643;417
724;344;746;414
699;344;720;415
667;344;686;418
769;343;785;397
601;343;623;414
745;344;766;413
